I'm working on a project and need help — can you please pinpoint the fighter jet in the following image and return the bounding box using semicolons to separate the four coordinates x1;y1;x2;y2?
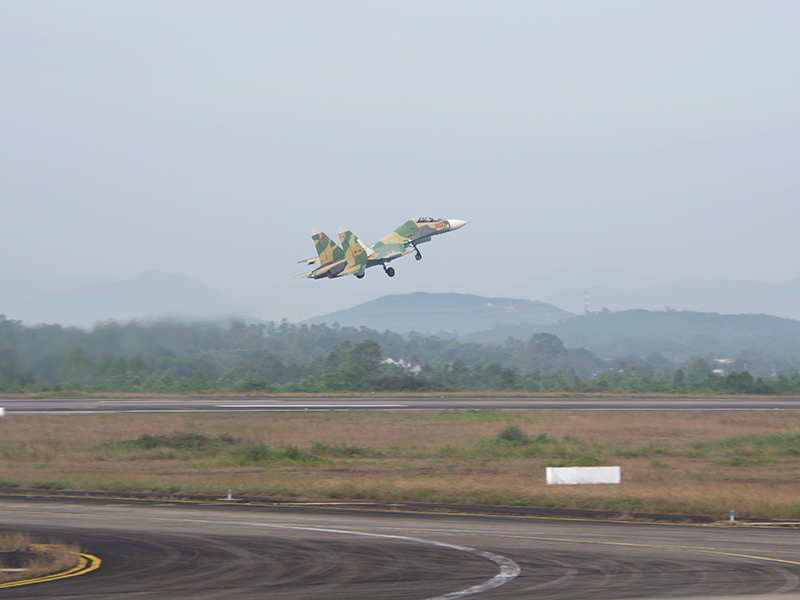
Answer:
297;217;467;279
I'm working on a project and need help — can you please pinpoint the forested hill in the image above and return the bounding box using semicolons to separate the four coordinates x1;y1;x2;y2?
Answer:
2;309;800;393
300;292;573;335
0;316;593;388
461;309;800;360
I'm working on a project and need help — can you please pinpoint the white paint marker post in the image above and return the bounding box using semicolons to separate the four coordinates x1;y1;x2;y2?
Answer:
730;510;735;522
217;489;240;501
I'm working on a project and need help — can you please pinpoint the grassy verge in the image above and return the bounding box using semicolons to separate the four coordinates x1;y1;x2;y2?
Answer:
1;410;799;519
0;532;80;584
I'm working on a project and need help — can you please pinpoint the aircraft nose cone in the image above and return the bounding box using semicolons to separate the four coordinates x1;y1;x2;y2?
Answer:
447;219;468;230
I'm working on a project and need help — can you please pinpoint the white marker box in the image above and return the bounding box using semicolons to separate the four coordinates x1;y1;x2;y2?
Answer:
546;466;620;485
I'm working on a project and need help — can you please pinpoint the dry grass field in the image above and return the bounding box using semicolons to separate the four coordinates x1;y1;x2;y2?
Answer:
1;410;799;519
0;532;80;584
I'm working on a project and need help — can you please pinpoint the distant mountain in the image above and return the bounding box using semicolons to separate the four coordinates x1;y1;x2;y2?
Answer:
544;277;800;320
1;270;244;326
503;265;800;320
461;309;800;360
300;292;574;335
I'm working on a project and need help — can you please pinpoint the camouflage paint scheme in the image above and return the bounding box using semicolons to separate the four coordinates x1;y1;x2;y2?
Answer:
297;217;467;279
300;228;347;279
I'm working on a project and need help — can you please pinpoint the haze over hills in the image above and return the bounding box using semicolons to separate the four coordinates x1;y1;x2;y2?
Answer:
461;309;800;364
0;270;246;327
6;263;800;338
300;292;574;335
503;265;687;300
4;269;800;378
298;288;800;364
0;276;113;304
504;265;800;320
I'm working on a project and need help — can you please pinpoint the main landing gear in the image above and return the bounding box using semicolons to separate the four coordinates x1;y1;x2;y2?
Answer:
382;264;395;277
413;245;422;261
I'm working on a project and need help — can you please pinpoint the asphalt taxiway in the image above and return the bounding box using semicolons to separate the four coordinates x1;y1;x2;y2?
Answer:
1;497;799;599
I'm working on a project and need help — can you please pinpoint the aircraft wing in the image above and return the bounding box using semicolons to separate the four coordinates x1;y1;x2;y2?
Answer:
366;241;415;262
367;219;450;261
365;220;414;260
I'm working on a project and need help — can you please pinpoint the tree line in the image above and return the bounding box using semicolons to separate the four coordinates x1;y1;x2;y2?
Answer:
1;315;799;394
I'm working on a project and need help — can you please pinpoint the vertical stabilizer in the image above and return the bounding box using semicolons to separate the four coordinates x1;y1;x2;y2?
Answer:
312;228;344;265
338;226;368;275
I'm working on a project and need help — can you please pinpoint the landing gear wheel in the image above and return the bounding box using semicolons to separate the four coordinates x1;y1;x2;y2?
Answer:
386;267;395;278
356;273;365;279
415;251;422;261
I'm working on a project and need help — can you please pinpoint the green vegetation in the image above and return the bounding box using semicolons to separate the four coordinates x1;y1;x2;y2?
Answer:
2;313;800;395
494;425;530;445
103;432;323;466
2;411;800;518
83;426;800;472
108;432;239;452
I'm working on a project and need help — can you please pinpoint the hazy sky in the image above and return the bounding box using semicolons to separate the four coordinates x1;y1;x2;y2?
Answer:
2;2;799;321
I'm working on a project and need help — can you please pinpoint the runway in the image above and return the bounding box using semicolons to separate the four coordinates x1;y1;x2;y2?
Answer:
3;396;800;414
2;497;799;599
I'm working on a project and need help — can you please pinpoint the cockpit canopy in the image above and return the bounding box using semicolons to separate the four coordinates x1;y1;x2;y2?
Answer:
415;217;440;223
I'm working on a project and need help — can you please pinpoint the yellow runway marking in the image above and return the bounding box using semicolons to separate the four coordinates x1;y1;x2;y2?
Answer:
0;553;101;589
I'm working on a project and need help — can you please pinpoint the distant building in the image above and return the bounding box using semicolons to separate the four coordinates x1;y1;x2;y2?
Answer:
380;356;423;374
712;358;733;376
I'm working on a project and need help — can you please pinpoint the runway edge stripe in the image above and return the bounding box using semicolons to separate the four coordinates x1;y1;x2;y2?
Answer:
0;553;101;589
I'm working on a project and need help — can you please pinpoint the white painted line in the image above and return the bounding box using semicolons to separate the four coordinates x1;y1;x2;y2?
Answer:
217;404;409;408
232;520;520;599
96;400;225;404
